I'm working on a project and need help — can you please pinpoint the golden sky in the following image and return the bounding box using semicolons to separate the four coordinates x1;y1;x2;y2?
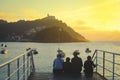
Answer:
0;0;120;41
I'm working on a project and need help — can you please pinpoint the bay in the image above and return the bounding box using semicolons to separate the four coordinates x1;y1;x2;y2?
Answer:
0;41;120;80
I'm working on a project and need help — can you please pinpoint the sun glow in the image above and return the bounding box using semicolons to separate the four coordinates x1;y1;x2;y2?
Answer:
0;0;120;41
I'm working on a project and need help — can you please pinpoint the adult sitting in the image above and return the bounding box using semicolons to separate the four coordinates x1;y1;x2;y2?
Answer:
53;49;65;75
63;57;72;74
71;50;83;74
84;56;96;77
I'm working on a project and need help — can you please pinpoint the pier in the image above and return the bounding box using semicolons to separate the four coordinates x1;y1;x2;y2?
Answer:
28;72;106;80
0;49;120;80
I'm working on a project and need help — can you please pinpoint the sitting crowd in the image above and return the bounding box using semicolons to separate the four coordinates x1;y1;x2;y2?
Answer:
53;49;96;77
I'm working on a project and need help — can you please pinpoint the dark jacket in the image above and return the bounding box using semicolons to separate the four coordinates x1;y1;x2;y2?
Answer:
84;60;96;77
71;57;83;73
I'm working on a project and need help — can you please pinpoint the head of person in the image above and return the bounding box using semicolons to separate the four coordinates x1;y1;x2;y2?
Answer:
66;57;70;62
57;53;62;58
87;56;92;61
73;50;80;57
57;49;65;58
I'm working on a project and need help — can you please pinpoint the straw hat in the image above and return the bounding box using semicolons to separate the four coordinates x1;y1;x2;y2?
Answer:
57;49;65;58
73;50;80;55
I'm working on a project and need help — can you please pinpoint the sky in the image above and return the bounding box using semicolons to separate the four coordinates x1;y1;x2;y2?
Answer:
0;0;120;41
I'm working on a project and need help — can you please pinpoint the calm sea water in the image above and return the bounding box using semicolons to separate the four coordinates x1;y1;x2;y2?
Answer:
0;41;120;79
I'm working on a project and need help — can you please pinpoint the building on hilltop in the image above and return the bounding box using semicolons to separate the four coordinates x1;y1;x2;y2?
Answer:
46;14;56;19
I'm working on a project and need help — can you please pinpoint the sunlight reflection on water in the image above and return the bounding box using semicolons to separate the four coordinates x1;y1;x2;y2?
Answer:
0;41;120;80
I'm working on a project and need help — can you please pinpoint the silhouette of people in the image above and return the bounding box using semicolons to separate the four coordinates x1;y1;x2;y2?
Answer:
71;50;83;74
63;57;72;74
84;56;96;77
53;49;65;75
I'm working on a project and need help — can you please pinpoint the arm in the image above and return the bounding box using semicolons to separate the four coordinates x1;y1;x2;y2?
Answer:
92;61;96;68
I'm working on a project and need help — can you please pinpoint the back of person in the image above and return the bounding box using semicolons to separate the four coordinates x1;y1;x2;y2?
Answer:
63;57;72;74
71;57;83;74
63;62;71;74
53;57;63;70
53;54;64;75
84;60;94;69
84;56;96;77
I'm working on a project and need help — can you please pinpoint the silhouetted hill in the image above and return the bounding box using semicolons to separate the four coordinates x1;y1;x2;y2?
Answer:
0;15;88;42
0;20;8;24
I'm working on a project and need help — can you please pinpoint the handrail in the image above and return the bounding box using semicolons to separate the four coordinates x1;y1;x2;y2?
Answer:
0;49;36;80
95;49;120;55
92;49;120;80
0;50;30;68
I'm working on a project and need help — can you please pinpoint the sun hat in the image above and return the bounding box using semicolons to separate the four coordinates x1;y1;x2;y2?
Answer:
73;50;80;55
57;49;65;58
57;49;63;53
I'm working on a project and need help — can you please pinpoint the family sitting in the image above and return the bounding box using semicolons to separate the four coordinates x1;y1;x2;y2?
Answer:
53;49;96;77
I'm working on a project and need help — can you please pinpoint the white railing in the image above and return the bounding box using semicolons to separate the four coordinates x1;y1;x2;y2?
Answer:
0;49;36;80
92;49;120;80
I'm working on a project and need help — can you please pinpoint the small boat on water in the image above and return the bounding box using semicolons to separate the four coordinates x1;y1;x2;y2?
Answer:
0;48;8;54
85;48;91;53
1;43;7;47
0;43;8;54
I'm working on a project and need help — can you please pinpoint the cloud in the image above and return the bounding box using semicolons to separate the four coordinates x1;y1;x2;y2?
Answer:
92;2;119;21
0;12;16;21
76;20;86;25
20;8;42;20
74;26;94;31
21;8;38;15
0;12;4;17
62;0;120;31
77;30;120;41
0;8;42;22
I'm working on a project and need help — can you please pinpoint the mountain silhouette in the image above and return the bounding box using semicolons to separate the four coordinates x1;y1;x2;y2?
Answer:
0;15;88;42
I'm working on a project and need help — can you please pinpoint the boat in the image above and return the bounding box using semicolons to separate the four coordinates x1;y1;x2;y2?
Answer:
0;48;8;54
0;43;8;54
85;48;91;53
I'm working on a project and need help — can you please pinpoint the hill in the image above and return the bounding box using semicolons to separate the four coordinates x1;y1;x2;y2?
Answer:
0;15;88;42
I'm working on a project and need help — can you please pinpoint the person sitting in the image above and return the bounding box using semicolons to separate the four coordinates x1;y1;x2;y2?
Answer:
84;56;96;77
71;50;83;75
53;49;65;75
63;57;72;74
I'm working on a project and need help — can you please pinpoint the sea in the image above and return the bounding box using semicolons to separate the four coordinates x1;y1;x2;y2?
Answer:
0;41;120;80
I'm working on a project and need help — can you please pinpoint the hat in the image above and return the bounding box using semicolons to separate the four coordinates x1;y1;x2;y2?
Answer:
57;49;65;58
57;49;63;53
73;50;80;55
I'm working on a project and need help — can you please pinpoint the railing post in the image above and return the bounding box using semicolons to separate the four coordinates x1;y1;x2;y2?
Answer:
8;63;10;80
17;58;19;80
23;55;25;80
96;51;98;73
112;54;115;80
103;51;105;77
30;53;32;73
27;54;29;79
92;49;97;59
31;51;35;72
